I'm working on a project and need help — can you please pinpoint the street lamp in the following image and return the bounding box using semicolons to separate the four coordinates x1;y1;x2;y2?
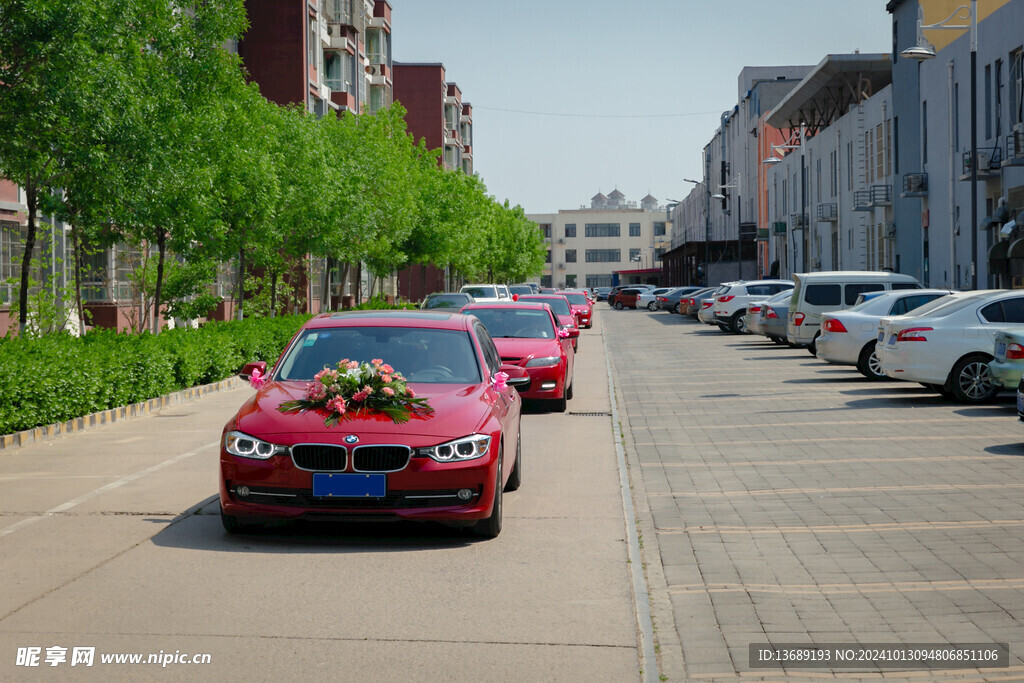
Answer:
901;2;978;289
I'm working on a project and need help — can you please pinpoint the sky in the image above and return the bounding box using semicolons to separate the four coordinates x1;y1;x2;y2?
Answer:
388;1;893;215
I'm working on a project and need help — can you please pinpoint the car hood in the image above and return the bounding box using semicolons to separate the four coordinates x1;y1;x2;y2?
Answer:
492;337;561;360
233;380;493;440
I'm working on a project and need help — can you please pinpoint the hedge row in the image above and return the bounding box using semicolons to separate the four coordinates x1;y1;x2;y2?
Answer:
0;315;311;436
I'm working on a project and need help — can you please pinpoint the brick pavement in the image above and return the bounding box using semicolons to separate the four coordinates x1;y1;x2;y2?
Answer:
604;307;1024;681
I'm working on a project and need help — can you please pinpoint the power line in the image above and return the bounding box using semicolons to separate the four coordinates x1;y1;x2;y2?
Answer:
471;105;724;119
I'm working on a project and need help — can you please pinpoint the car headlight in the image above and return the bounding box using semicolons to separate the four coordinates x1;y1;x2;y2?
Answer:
418;434;491;462
526;356;560;367
224;431;288;459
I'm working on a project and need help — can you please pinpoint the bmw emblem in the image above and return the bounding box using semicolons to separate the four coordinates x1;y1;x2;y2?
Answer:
344;435;359;445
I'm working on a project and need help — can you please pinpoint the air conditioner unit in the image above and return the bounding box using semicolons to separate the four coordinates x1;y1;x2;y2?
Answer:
557;263;565;270
557;238;565;244
366;65;379;76
885;221;897;238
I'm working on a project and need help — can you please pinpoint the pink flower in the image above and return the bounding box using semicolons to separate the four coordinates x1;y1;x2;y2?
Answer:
362;385;374;395
557;329;570;338
372;358;383;366
382;387;395;397
380;364;394;374
406;387;416;398
326;396;347;415
306;383;327;401
352;389;370;402
346;361;359;370
249;368;266;390
381;374;392;384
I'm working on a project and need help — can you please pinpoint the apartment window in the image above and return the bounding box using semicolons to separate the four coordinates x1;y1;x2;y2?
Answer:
816;159;822;203
830;150;838;197
865;127;874;184
565;274;577;288
0;220;24;304
444;104;458;131
366;28;385;65
564;224;576;238
654;222;666;236
545;250;551;264
585;223;620;237
1012;49;1023;128
875;123;885;180
308;23;317;68
629;248;641;261
585;249;621;263
369;85;386;114
885;119;893;177
343;51;356;95
565;249;577;263
995;59;1003;138
629;223;641;237
540;275;552;288
324;52;343;90
655;247;665;259
586;274;612;288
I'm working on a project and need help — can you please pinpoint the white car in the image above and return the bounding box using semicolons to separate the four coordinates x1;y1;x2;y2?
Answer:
460;283;511;303
711;280;793;333
817;289;953;379
876;289;1024;402
637;287;674;311
698;283;736;325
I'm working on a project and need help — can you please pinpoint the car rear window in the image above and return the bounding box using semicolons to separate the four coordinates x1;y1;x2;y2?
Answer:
564;293;588;305
469;308;556;339
891;282;922;289
980;296;1024;323
525;296;572;316
889;293;947;316
804;284;841;306
463;286;496;298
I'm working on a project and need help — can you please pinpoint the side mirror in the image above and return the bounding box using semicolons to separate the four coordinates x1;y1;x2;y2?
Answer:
565;327;580;338
499;364;531;389
239;360;267;382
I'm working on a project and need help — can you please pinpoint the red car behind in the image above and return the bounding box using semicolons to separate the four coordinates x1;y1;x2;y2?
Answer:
517;294;581;350
561;290;594;329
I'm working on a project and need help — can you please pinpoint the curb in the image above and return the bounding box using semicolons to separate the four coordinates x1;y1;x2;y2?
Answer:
0;377;244;451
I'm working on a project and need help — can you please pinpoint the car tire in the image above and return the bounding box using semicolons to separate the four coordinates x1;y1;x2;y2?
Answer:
808;332;820;356
566;380;574;400
614;301;624;310
472;446;503;538
551;393;567;412
771;336;787;346
504;429;522;492
728;311;746;334
647;302;657;311
220;507;258;535
856;342;887;380
948;354;999;403
672;303;680;314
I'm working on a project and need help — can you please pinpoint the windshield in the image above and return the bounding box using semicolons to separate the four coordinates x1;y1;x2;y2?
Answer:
422;294;468;309
564;293;589;305
276;327;482;384
846;294;894;314
508;285;533;295
524;296;572;316
462;285;497;299
469;308;556;339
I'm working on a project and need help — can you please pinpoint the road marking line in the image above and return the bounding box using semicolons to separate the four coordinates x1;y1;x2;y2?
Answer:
656;519;1024;534
651;483;1024;498
669;578;1024;595
0;442;217;539
641;455;1015;468
634;435;1018;447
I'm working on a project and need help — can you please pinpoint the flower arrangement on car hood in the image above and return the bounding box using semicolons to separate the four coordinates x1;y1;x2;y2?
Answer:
278;358;434;426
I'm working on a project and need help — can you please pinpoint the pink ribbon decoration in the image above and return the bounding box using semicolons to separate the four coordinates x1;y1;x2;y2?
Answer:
557;329;570;338
250;368;267;390
492;371;509;392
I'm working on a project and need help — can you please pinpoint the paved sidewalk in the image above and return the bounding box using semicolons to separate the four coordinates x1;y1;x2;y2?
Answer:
605;308;1024;681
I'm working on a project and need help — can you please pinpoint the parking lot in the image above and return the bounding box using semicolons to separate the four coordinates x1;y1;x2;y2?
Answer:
606;305;1024;680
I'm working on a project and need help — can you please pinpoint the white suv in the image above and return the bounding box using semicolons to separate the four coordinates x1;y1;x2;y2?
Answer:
460;284;511;303
712;280;793;333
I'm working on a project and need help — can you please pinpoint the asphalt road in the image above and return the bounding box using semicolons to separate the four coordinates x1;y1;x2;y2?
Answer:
0;310;645;682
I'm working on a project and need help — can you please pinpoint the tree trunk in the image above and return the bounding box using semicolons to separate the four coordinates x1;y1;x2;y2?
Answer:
270;269;278;317
321;256;332;311
152;229;166;333
355;261;362;304
72;223;85;333
236;246;245;321
17;177;38;336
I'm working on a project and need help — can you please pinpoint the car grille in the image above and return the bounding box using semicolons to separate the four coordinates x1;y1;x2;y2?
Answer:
233;486;475;509
292;444;347;471
352;446;411;472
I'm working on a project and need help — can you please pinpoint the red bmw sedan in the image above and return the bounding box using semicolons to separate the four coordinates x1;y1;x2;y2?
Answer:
561;290;594;329
517;294;581;350
462;302;575;412
220;311;527;538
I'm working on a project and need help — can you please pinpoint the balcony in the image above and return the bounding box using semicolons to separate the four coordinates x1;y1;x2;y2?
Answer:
756;228;770;240
817;203;838;222
870;184;892;206
365;62;389;85
790;213;807;230
1003;130;1024;167
853;190;872;211
961;146;1003;180
902;173;928;197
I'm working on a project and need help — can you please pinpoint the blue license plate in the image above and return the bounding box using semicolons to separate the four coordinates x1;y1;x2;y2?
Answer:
312;473;386;498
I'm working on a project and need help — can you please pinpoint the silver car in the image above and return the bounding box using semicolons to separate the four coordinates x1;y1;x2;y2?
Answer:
746;289;793;343
817;289;953;379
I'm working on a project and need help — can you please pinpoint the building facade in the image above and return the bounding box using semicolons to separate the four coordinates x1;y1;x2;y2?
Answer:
529;191;671;289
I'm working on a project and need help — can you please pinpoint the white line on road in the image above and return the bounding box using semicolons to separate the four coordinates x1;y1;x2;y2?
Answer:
0;442;217;539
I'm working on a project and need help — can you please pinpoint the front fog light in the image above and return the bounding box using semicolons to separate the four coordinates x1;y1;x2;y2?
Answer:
457;489;474;501
236;485;250;498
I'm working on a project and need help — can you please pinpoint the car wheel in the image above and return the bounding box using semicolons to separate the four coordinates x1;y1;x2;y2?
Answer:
473;447;503;538
614;301;624;310
504;428;522;492
771;336;787;346
220;506;258;535
948;354;999;403
551;393;568;412
729;311;746;334
856;342;887;380
808;332;820;356
566;379;574;400
647;301;657;311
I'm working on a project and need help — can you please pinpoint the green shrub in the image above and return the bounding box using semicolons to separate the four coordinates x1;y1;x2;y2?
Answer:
0;314;310;436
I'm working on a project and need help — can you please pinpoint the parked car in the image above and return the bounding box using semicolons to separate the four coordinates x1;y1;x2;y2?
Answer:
787;271;921;354
518;294;580;350
876;289;1024;403
460;283;511;303
682;287;717;317
660;286;705;313
746;289;793;344
462;302;575;412
638;287;675;311
560;290;594;328
610;287;644;310
607;283;655;304
697;283;737;325
816;289;953;379
220;310;528;537
507;284;534;297
988;328;1024;390
712;279;794;333
594;287;612;302
421;292;475;310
